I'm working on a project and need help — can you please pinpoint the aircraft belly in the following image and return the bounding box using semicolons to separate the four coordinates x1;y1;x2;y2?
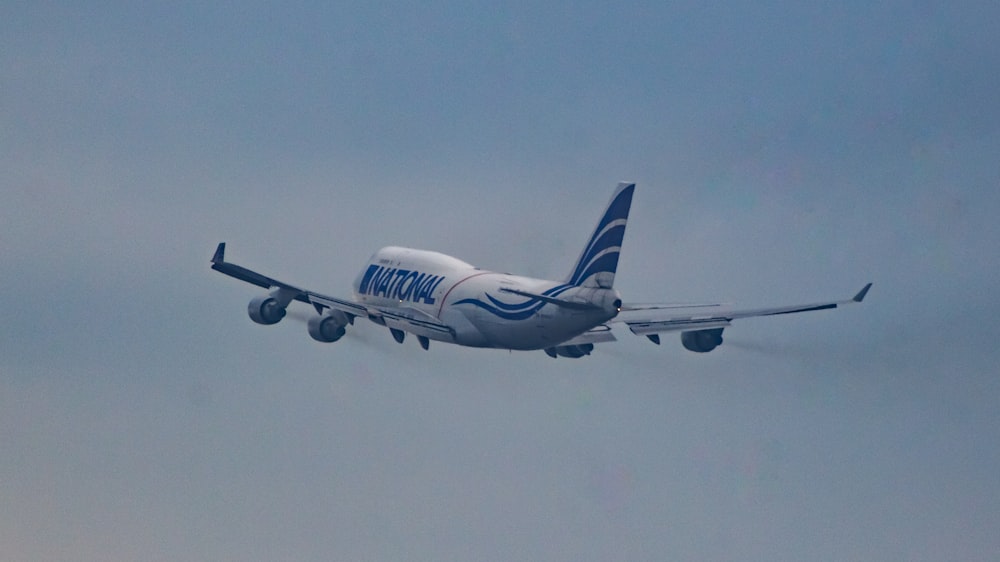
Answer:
471;311;589;350
439;307;490;347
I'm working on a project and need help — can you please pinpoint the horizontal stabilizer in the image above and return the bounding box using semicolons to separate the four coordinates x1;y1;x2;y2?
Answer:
498;287;599;310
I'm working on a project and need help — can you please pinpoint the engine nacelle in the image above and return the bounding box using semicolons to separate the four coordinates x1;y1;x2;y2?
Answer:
307;310;349;343
248;295;286;325
681;328;724;353
543;343;595;358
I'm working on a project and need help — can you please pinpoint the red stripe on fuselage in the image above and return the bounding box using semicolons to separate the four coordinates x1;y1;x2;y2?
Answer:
437;271;493;317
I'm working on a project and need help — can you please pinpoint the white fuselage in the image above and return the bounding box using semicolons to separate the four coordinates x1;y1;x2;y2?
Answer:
352;246;621;350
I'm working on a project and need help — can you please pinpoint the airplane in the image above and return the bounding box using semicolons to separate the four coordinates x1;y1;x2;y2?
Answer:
211;182;871;358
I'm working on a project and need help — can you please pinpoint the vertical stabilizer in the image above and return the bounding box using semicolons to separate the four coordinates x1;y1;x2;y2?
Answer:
566;182;635;288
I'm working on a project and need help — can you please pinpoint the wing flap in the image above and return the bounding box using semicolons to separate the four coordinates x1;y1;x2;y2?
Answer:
627;318;731;335
557;324;617;347
375;305;456;341
306;294;369;317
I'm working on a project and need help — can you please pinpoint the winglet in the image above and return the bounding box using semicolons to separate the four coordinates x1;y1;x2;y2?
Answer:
212;242;226;264
853;283;872;303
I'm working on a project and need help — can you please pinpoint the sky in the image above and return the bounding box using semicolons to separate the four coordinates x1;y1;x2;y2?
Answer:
2;1;999;560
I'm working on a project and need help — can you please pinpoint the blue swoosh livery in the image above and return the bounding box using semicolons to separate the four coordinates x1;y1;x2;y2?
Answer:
455;284;574;320
567;182;635;287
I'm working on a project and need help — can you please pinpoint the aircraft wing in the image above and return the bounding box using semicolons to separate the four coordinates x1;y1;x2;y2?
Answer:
615;283;872;339
211;243;454;340
211;243;367;316
315;297;456;342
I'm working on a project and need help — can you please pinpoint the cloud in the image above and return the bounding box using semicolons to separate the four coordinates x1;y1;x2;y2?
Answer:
3;2;999;560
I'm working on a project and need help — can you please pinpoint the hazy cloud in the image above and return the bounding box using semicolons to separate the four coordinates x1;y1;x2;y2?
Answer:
3;2;999;560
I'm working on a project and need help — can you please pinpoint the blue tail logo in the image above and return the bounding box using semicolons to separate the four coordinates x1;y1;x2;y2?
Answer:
566;182;635;288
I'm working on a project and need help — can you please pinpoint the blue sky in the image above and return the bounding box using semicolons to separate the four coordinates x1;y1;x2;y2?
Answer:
3;2;999;560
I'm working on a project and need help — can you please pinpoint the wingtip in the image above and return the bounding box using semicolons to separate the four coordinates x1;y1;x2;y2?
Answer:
212;242;226;264
853;283;872;303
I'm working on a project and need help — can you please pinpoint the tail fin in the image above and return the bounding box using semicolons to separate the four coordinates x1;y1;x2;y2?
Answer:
566;182;635;288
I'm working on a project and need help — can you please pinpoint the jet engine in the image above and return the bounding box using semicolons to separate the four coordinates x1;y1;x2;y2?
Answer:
543;343;595;358
681;328;724;353
248;295;287;325
307;310;350;343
